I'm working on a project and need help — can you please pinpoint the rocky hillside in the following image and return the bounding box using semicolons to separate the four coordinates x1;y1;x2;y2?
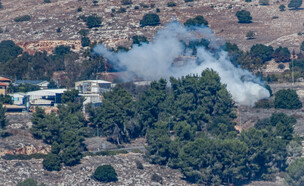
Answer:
0;153;191;186
0;0;303;52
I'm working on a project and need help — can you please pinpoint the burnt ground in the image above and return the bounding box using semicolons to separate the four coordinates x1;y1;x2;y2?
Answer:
0;0;303;52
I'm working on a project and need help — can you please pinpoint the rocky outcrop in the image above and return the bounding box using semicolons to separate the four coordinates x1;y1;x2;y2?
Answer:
0;144;51;156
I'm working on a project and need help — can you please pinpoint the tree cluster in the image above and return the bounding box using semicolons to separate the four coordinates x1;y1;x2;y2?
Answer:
88;68;303;184
274;89;302;109
31;90;86;171
0;40;107;87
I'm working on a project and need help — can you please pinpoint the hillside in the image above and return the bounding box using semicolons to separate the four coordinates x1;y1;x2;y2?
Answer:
0;0;303;53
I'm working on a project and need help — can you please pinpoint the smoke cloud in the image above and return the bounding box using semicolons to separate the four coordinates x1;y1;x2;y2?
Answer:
93;22;270;106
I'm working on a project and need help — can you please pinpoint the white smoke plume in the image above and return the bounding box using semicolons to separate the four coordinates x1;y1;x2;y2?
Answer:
93;22;270;106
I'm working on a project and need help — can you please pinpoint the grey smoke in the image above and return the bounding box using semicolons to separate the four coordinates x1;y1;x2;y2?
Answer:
93;22;270;106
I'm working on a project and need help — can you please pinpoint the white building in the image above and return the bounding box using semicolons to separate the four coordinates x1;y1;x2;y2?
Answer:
26;89;67;102
75;80;111;94
9;93;26;105
80;94;103;105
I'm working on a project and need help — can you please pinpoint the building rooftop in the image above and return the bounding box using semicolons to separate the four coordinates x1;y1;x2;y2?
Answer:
0;82;9;86
0;76;12;82
76;80;112;84
15;80;48;86
26;89;67;96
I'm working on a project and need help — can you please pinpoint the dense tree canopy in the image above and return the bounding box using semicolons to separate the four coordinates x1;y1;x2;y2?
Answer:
31;90;86;170
90;87;137;144
273;46;291;63
42;153;62;171
274;89;302;109
250;44;274;62
0;40;23;63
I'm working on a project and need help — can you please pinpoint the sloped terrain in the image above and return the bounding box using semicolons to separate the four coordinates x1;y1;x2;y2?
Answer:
0;0;303;52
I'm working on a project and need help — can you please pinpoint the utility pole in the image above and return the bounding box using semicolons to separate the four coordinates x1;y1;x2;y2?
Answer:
97;125;100;152
292;59;295;85
238;107;242;133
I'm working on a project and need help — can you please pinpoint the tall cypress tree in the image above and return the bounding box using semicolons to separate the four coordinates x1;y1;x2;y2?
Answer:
0;103;6;129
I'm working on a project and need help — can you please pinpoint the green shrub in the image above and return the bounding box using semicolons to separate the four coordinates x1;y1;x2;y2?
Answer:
259;0;269;5
278;63;285;69
184;16;208;27
140;13;160;27
151;173;163;183
44;0;51;3
288;0;303;10
81;37;90;47
92;0;98;6
250;44;274;62
235;10;252;23
93;165;118;182
78;29;89;36
17;178;37;186
121;0;132;5
116;7;126;13
96;150;128;156
135;160;144;169
254;99;274;108
77;7;82;12
185;0;194;2
301;41;304;51
14;15;31;22
86;15;102;28
84;150;128;157
131;149;143;153
285;158;304;186
2;153;46;160
167;2;176;7
273;46;291;63
274;89;302;109
246;31;255;39
279;4;286;11
42;153;62;171
132;35;148;46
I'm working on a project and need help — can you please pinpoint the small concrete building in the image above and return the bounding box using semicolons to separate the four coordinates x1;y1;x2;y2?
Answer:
0;76;12;95
80;94;103;106
75;80;111;94
26;89;67;102
9;93;26;105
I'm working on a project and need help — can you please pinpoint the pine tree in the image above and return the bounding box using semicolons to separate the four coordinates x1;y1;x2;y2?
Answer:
0;103;6;129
